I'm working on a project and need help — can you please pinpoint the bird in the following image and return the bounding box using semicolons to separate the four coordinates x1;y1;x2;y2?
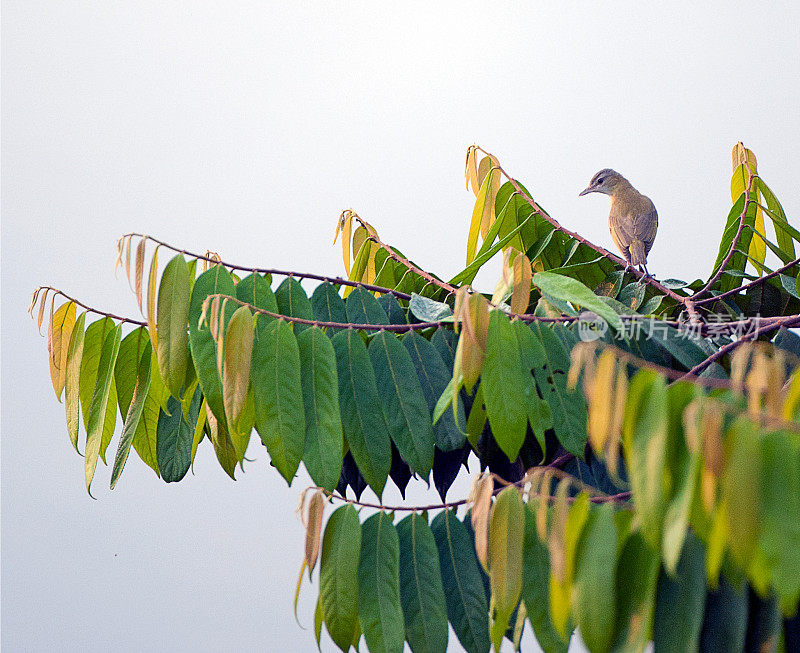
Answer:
579;169;658;279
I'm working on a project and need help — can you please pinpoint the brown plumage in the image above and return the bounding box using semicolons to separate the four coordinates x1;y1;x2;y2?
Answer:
579;169;658;277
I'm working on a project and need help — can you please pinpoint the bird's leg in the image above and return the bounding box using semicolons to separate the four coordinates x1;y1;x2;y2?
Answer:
640;264;651;281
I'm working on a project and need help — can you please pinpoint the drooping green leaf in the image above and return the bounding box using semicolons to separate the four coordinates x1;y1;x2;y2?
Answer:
65;310;87;453
251;317;305;484
528;322;588;457
84;322;122;494
346;285;390;326
397;513;449;653
512;320;553;455
653;532;707;653
431;509;490;653
378;293;408;325
79;317;114;432
222;305;254;433
722;417;761;570
156;254;191;398
756;177;796;261
275;277;315;332
521;507;569;653
573;504;618;653
157;385;202;483
188;265;237;427
369;331;434;479
311;282;348;335
320;505;362;652
402;331;465;451
613;532;659;651
488;487;525;650
533;271;623;332
358;511;405;653
623;370;668;548
236;272;278;313
698;576;748;652
483;311;528;461
758;431;800;612
298;326;343;491
111;330;152;489
332;329;391;496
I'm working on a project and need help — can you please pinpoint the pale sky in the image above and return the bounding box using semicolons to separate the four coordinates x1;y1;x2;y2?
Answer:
3;2;800;651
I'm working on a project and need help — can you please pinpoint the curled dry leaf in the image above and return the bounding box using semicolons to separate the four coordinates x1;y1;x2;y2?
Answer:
114;236;124;276
470;472;494;571
134;237;146;312
37;287;50;334
125;235;132;289
304;490;325;574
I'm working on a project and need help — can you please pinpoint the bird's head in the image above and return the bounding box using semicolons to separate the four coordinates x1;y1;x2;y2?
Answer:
579;169;627;197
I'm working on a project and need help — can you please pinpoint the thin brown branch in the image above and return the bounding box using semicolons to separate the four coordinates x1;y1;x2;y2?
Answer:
121;233;413;300
321;453;630;512
205;293;443;332
472;147;701;322
691;171;757;302
676;313;800;381
694;254;800;306
30;286;147;327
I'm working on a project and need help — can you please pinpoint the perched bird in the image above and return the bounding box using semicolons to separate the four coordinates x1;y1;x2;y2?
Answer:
579;169;658;278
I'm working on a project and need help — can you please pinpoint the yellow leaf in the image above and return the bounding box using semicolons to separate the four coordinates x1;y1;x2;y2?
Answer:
470;472;494;572
456;293;490;391
223;306;254;427
588;350;616;453
342;214;353;275
49;301;77;401
782;370;800;420
465;145;479;195
480;169;502;240
509;252;532;314
304;490;325;575
134;237;146;312
466;172;490;265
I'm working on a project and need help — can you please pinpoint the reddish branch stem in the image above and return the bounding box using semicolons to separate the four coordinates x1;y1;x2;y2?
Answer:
472;147;701;322
31;286;147;327
694;254;800;306
676;313;800;381
691;172;757;302
121;232;413;300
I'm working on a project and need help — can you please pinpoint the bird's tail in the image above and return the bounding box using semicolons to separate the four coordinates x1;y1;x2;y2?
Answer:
629;239;647;267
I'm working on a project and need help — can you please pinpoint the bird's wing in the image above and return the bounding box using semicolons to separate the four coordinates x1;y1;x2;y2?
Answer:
631;197;658;244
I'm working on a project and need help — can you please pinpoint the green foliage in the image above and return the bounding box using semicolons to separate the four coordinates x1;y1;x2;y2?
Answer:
34;144;800;650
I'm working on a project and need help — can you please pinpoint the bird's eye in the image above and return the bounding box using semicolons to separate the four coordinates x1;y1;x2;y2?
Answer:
596;177;604;184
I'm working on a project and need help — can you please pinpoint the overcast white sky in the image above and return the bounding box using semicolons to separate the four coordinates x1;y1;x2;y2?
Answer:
3;2;800;651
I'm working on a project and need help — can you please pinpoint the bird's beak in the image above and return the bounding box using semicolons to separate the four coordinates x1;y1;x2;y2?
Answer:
578;186;593;197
